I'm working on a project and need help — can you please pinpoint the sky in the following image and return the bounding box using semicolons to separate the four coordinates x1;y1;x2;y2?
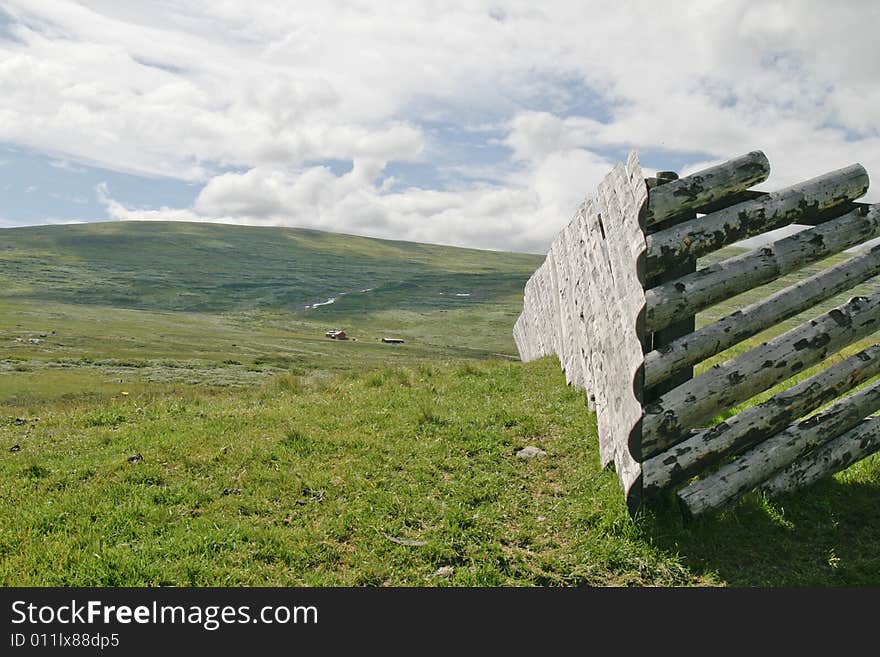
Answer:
0;1;878;253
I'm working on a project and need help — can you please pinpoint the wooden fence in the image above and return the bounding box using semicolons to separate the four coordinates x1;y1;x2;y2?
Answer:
513;150;880;516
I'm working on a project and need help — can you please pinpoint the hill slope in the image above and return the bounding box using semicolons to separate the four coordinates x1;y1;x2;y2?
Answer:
0;222;542;386
0;221;541;313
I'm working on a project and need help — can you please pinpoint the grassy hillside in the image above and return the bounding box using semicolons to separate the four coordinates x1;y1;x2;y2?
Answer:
0;221;542;393
1;222;879;586
1;221;539;313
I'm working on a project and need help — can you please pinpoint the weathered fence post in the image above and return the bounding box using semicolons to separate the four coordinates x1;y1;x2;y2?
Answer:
515;149;880;516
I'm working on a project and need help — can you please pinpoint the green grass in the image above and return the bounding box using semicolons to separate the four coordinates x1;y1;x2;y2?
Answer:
1;223;878;586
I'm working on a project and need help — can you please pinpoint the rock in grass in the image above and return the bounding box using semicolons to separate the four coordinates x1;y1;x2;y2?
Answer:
296;488;325;505
9;444;21;453
222;487;241;496
127;453;143;464
517;446;547;459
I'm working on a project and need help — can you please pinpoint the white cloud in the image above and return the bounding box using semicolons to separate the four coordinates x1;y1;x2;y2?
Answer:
4;1;880;251
0;215;85;228
49;159;87;173
99;166;552;252
504;112;605;164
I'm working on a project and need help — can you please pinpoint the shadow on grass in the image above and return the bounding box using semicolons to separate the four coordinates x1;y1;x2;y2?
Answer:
640;477;880;586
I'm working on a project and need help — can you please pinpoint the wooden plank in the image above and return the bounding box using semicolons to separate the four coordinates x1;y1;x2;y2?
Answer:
571;201;600;408
642;151;770;227
512;152;649;512
513;316;525;360
534;264;553;358
513;290;533;363
762;417;880;497
521;270;548;360
572;154;647;508
645;164;869;278
678;378;880;516
544;248;565;377
519;278;538;359
513;302;523;357
642;343;880;497
590;164;643;469
556;225;586;391
520;278;534;358
537;264;554;359
645;204;880;333
567;211;598;405
638;292;880;460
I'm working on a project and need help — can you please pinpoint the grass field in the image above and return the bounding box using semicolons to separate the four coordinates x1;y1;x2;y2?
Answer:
1;222;879;586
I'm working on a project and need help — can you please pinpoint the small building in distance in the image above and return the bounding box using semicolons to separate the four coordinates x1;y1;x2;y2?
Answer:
325;329;348;340
381;337;404;344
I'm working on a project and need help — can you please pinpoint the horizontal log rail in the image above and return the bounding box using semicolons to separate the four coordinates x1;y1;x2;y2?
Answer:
695;193;875;226
761;417;880;497
645;204;880;333
644;242;880;388
642;343;880;497
678;378;880;516
644;164;869;277
690;189;767;215
638;292;880;460
642;151;771;227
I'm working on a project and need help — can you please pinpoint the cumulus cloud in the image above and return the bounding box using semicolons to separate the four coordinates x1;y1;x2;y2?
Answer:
6;1;880;252
99;165;552;252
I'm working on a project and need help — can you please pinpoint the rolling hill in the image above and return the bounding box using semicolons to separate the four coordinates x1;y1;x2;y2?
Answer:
0;221;541;313
0;221;543;390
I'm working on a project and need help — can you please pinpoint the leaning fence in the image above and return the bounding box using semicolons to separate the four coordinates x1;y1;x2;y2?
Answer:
513;150;880;516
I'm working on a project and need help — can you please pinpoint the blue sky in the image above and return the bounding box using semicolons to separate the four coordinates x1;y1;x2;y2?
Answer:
1;2;878;252
0;144;200;224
